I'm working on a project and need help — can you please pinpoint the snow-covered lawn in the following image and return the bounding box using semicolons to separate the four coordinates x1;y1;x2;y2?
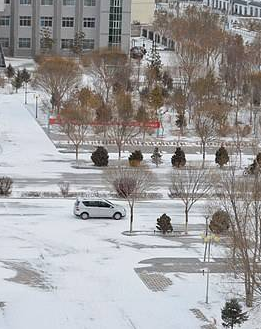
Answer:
0;198;249;329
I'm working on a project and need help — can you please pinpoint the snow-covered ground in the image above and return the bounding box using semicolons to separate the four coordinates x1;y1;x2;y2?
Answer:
0;198;254;329
0;58;260;328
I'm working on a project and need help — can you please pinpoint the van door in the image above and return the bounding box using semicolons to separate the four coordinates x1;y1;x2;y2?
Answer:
82;201;99;218
98;201;113;218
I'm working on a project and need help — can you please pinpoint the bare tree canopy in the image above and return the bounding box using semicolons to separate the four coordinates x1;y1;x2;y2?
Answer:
169;166;212;233
107;90;140;160
216;167;261;307
82;48;130;102
34;56;81;113
107;166;154;233
59;88;99;162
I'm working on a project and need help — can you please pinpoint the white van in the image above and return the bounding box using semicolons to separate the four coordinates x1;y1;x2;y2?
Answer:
74;198;126;220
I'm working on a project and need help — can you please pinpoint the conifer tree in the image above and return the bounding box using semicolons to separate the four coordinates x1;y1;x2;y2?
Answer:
40;28;55;53
91;146;109;167
11;70;23;93
151;147;163;167
171;147;186;168
221;298;248;329
71;31;85;56
215;145;229;168
147;41;162;83
5;63;15;80
21;68;31;84
21;68;31;104
156;214;173;234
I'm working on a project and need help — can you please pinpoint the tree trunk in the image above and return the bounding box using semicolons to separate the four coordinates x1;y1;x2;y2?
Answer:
25;83;28;104
137;60;141;90
245;275;253;307
129;205;134;233
75;145;79;163
118;144;122;160
106;87;110;103
185;206;189;234
202;142;206;168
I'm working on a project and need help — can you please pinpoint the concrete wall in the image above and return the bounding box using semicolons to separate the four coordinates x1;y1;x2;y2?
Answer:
131;0;155;24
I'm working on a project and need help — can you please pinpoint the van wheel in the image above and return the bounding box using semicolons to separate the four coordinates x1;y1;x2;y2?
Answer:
81;212;89;220
113;212;122;220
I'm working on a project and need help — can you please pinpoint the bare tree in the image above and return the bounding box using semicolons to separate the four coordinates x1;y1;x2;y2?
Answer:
194;102;218;168
107;90;140;160
169;166;212;234
82;48;130;102
34;56;81;114
216;166;261;307
231;124;251;168
107;166;153;233
59;88;98;162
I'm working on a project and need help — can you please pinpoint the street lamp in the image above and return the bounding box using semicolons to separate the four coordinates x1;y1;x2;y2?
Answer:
34;94;40;119
201;232;220;304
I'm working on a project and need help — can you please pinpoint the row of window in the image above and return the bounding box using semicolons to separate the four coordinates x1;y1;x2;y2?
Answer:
208;0;261;17
0;37;95;49
0;16;96;28
108;0;122;47
4;0;96;6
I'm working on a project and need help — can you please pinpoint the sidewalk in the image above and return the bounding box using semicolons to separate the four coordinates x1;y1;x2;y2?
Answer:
0;94;85;179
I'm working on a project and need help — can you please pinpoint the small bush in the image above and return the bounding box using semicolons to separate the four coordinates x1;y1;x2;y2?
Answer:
129;150;143;162
171;147;186;168
0;177;13;196
58;181;70;197
151;147;162;167
215;145;229;168
91;146;109;167
156;214;173;234
209;210;230;234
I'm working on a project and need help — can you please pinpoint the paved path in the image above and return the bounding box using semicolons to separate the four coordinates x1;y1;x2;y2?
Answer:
135;257;231;274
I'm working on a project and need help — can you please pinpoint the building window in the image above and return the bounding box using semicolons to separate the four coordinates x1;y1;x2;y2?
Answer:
41;0;53;5
83;17;95;28
83;39;95;49
0;38;9;48
63;0;75;5
0;16;10;26
20;0;32;4
19;38;31;48
108;0;123;48
62;17;74;27
20;16;32;26
40;16;53;27
4;0;10;4
84;0;96;6
61;39;73;49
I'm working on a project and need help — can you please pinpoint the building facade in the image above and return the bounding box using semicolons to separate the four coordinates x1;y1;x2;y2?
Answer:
0;0;131;57
203;0;261;18
131;0;155;24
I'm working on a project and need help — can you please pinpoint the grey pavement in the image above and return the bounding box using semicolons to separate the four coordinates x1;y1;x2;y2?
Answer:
135;257;231;274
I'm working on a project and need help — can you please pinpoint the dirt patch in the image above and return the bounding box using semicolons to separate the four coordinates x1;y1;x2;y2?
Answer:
1;261;53;291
